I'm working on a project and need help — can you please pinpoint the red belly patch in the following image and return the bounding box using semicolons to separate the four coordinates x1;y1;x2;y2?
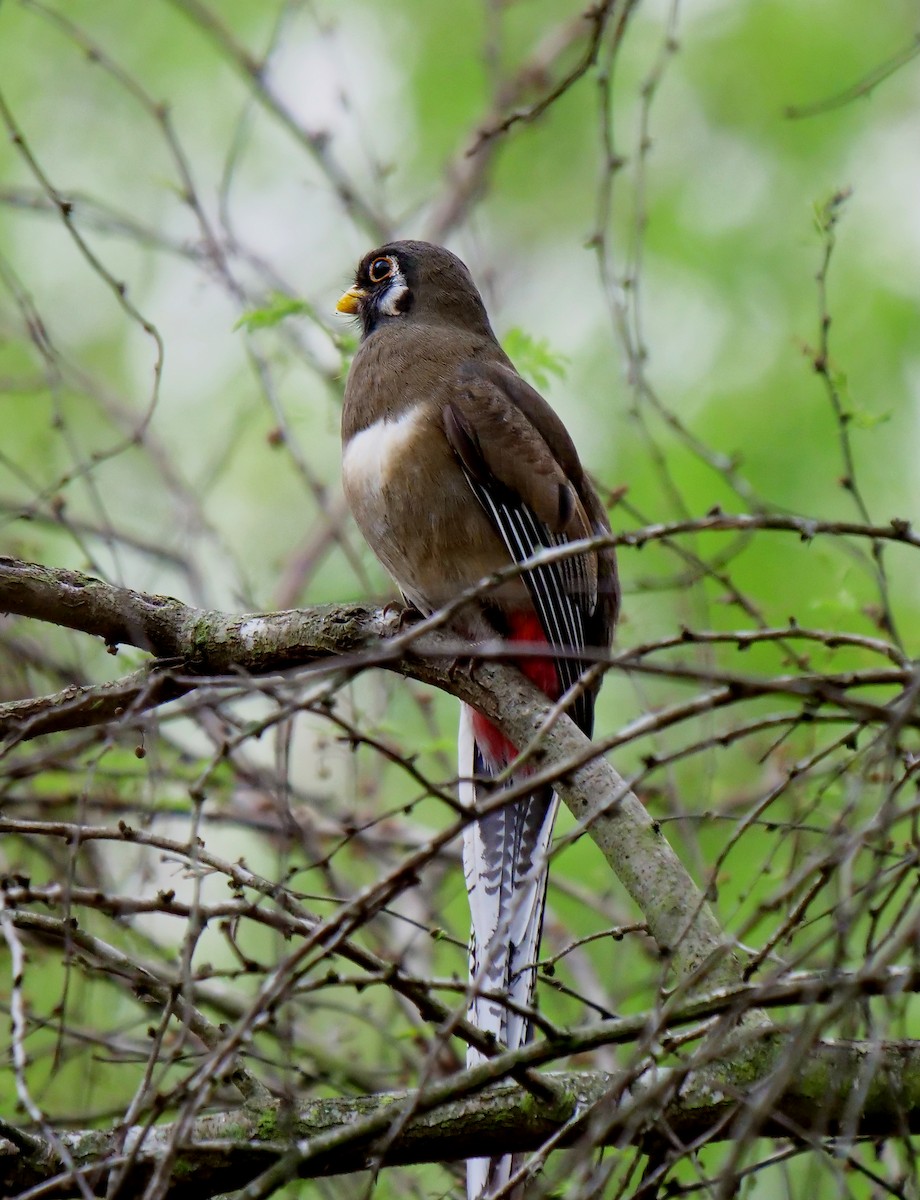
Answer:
472;612;559;770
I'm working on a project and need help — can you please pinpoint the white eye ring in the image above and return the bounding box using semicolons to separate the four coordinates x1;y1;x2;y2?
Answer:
368;256;394;284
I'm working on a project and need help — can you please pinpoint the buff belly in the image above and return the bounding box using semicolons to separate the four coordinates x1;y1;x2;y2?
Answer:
342;405;524;614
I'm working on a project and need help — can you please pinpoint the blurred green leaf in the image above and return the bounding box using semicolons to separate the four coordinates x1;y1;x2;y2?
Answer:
235;292;313;332
850;406;892;430
502;326;570;390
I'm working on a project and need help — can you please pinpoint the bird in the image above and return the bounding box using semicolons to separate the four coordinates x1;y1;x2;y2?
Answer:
336;240;618;1198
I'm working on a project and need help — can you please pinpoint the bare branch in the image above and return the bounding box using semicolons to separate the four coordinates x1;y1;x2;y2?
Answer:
3;1030;920;1198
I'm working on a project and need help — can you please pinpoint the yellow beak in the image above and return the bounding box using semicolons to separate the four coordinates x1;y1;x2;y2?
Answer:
336;286;365;315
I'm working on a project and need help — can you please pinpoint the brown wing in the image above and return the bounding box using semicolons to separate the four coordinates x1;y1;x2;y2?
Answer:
443;361;618;734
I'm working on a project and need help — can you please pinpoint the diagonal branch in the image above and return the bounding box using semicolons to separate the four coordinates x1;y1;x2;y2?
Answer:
0;552;736;989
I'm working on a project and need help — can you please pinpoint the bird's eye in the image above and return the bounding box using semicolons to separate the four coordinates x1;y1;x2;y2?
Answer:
368;256;394;284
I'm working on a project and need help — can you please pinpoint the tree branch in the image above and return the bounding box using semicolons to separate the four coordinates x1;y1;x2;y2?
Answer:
0;553;736;989
3;1034;919;1198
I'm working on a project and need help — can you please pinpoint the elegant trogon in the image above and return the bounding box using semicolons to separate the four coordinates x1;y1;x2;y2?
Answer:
337;241;618;1198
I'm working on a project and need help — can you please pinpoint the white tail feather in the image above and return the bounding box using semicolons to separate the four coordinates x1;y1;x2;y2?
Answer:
459;704;558;1199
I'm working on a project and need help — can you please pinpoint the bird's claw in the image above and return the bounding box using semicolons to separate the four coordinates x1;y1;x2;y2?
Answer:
383;599;423;632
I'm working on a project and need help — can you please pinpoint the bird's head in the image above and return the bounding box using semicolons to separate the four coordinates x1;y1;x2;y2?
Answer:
337;240;495;340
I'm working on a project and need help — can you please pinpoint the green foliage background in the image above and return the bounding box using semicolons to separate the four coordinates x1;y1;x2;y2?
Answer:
1;2;919;1196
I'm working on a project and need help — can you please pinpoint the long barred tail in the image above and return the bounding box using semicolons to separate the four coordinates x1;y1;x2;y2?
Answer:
459;704;559;1199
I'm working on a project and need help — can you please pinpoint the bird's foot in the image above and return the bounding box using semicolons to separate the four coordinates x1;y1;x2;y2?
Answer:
384;599;423;632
